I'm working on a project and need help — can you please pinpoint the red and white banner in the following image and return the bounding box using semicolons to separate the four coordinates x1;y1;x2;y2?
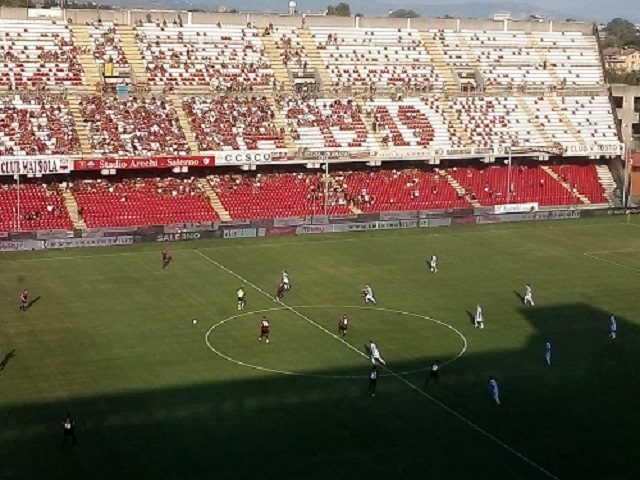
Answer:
73;156;214;171
0;158;70;176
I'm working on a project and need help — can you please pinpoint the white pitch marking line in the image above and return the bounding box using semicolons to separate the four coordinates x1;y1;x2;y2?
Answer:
583;252;640;275
193;249;560;480
205;307;361;379
205;305;467;378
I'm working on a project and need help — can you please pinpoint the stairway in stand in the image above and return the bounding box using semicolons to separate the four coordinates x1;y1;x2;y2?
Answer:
267;94;296;150
547;96;588;148
436;168;481;207
420;31;458;91
527;36;561;87
455;32;480;70
541;165;590;204
169;95;200;155
261;34;293;94
356;99;386;149
595;164;616;205
437;95;474;147
69;24;100;90
198;179;232;222
515;93;556;146
119;25;148;84
60;185;87;229
297;29;333;92
67;95;93;157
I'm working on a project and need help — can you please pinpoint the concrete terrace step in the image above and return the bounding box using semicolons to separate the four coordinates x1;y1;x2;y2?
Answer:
60;185;87;229
541;165;590;204
198;178;232;222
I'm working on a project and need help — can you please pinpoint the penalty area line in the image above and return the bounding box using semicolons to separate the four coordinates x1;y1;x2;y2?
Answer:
193;248;560;480
583;252;640;275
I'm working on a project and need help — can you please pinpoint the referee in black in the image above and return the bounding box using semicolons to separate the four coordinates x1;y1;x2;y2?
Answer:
425;360;440;388
369;365;378;397
61;413;77;447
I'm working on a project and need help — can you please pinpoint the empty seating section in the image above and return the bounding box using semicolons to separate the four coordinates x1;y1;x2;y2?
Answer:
135;24;273;89
367;98;460;148
182;95;285;151
270;27;310;79
88;21;128;66
79;95;189;156
310;28;442;90
550;163;608;203
0;183;73;231
210;173;351;219
430;30;602;89
449;96;542;148
284;98;378;150
0;20;84;88
531;32;603;86
340;169;469;211
0;94;81;156
72;178;218;227
449;165;576;206
550;96;618;144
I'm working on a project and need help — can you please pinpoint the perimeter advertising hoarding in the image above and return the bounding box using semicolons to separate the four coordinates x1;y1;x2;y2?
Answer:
45;236;134;249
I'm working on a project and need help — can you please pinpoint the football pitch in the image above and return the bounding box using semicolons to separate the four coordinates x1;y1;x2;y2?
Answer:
1;216;639;480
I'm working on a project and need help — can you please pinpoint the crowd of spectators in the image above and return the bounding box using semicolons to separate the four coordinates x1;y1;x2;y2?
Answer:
79;95;189;156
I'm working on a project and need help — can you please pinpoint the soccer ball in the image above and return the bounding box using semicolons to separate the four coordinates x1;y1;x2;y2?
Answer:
192;319;198;325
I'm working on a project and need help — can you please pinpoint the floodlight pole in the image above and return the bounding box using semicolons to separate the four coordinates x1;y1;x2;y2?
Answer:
16;172;21;232
622;144;629;208
324;161;329;216
506;146;512;204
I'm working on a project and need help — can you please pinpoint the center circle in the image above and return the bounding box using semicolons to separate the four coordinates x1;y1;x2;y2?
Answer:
205;305;467;379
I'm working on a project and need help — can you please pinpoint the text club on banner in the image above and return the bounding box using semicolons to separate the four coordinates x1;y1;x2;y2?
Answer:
0;158;70;176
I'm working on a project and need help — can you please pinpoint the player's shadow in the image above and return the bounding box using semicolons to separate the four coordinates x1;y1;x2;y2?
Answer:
0;349;16;373
512;290;523;302
465;310;475;326
27;296;41;309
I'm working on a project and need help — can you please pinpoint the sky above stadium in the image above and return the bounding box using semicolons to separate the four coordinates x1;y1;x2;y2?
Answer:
114;0;639;22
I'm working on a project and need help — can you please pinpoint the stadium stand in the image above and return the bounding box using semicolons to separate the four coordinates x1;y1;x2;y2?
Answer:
339;168;470;211
310;27;443;92
209;172;352;219
0;16;624;232
79;95;189;156
181;95;286;151
87;21;128;69
366;98;462;148
0;182;73;231
0;93;81;156
549;163;610;204
448;164;578;206
71;177;219;227
283;97;378;150
135;23;274;90
0;20;84;89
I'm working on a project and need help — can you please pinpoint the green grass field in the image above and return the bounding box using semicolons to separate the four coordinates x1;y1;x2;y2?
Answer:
1;216;639;480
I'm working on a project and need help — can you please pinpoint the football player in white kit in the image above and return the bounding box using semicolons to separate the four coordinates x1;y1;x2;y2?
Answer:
282;271;290;291
474;305;484;329
524;283;534;306
609;315;617;339
429;255;438;273
489;377;500;405
363;285;377;304
369;340;386;365
544;340;552;366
